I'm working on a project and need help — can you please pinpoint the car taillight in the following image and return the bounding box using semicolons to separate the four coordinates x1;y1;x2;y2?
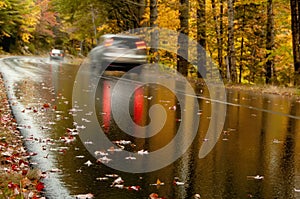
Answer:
135;41;146;49
104;38;114;47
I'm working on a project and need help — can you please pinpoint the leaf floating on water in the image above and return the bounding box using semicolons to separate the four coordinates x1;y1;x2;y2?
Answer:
97;156;112;164
74;193;94;199
294;188;300;192
173;177;185;185
149;193;166;199
107;146;123;152
247;175;264;180
105;174;119;178
61;136;76;144
85;111;93;116
84;141;93;145
76;125;86;129
96;177;109;181
168;105;176;110
150;179;165;186
137;149;149;155
272;139;283;144
66;128;78;133
82;118;91;123
126;185;141;191
113;184;124;189
147;96;153;100
50;168;62;173
111;177;124;187
113;140;131;145
94;150;108;156
125;155;136;160
75;155;85;159
69;108;83;112
84;160;93;167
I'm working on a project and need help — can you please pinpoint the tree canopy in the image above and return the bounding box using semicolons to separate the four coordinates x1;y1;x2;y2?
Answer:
0;0;298;86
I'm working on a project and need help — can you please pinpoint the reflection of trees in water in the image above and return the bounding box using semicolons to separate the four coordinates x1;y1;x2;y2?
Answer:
279;101;296;198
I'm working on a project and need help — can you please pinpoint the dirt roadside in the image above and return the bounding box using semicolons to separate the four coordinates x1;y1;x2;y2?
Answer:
0;73;45;199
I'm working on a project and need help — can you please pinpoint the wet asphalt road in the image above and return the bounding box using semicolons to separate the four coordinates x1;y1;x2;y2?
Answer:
1;56;300;199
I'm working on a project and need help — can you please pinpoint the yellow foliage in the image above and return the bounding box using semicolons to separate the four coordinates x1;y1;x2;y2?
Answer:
140;6;150;26
158;1;180;30
21;32;33;43
139;0;180;30
18;0;40;43
0;1;7;8
97;20;120;34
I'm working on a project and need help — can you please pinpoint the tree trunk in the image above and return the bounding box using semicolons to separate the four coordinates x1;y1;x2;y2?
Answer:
177;0;189;76
90;5;97;46
197;0;206;78
138;0;146;26
220;0;224;79
290;0;300;85
150;0;158;63
265;0;274;84
211;0;224;78
227;0;237;82
239;5;246;84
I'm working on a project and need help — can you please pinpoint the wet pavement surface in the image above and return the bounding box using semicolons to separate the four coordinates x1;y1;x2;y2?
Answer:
1;56;300;198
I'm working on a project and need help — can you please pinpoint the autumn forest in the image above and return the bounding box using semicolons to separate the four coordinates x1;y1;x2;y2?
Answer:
0;0;300;86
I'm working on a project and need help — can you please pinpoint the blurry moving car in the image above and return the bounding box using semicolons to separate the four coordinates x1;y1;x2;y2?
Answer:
50;49;65;61
90;34;147;71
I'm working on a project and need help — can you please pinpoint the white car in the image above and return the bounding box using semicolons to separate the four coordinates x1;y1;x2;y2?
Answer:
50;49;65;61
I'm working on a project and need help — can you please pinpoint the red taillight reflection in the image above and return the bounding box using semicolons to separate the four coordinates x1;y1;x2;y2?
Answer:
102;81;111;133
134;87;144;125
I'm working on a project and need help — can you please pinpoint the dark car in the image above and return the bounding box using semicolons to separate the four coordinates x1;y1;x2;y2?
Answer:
50;49;65;61
90;34;147;72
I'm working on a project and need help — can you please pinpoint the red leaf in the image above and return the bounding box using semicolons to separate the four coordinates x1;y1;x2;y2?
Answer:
8;182;19;189
11;164;18;171
22;169;28;176
43;103;50;108
36;182;45;192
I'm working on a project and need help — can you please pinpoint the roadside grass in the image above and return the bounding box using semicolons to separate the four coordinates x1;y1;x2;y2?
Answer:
225;83;300;97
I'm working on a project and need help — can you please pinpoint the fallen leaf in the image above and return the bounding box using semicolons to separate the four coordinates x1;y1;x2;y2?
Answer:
74;193;94;199
36;182;45;191
43;103;50;108
84;160;93;167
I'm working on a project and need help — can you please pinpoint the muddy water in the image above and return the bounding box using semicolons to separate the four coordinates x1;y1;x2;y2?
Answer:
1;57;300;198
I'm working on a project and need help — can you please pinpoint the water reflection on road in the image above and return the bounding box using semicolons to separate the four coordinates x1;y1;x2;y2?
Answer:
1;57;300;198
